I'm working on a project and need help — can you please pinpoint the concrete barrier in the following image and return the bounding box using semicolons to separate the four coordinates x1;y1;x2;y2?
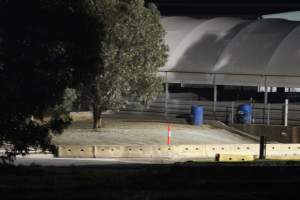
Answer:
205;144;259;157
217;154;255;162
57;144;300;159
58;145;94;158
266;144;300;156
94;145;206;158
266;155;300;160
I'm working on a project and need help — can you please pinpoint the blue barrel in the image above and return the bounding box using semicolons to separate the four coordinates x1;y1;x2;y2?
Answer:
191;105;204;125
237;104;252;124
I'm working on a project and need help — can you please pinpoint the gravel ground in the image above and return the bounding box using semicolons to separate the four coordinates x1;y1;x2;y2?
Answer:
52;117;256;145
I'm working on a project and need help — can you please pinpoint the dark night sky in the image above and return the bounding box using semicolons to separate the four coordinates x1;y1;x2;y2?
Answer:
147;0;300;18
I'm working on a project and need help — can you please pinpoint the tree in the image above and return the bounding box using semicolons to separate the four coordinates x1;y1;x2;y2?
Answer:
0;0;98;160
82;0;168;129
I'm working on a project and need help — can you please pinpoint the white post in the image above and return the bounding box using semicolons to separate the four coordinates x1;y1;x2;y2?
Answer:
284;99;289;127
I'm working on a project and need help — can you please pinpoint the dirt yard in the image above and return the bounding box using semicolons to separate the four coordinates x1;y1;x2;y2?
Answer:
52;113;256;145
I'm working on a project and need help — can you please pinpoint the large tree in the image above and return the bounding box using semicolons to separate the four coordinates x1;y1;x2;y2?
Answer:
82;0;168;128
0;0;98;159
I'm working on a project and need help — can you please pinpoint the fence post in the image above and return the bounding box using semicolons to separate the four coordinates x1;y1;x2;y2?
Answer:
213;84;217;119
284;99;289;127
267;103;270;126
165;82;169;116
263;77;268;124
231;101;235;124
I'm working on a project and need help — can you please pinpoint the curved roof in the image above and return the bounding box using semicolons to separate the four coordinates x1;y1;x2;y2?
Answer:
160;17;300;87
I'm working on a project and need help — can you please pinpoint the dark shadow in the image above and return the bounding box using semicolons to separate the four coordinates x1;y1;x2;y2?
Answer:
1;162;300;199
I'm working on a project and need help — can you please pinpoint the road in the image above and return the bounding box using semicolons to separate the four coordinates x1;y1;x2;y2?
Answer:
11;154;183;166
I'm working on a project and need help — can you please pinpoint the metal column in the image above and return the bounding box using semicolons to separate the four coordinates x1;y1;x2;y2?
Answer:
213;84;218;116
231;101;235;124
267;103;270;126
284;99;289;127
165;82;169;116
164;72;169;117
263;77;268;124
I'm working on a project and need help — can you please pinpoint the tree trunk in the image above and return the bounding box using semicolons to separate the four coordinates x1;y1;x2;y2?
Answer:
92;107;102;129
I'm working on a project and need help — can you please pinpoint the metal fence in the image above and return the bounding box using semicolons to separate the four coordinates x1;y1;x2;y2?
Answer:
121;93;300;126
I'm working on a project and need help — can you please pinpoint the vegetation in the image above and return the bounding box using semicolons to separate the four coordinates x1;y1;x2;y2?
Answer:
0;0;97;160
0;0;167;159
80;0;168;129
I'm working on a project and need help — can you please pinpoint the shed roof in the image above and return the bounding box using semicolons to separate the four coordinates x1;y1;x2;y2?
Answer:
159;17;300;87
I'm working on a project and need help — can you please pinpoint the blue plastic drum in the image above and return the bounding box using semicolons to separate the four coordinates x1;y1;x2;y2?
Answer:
191;105;204;125
237;104;252;124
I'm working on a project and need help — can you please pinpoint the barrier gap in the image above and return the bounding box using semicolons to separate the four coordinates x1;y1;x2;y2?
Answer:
80;149;84;152
68;149;71;152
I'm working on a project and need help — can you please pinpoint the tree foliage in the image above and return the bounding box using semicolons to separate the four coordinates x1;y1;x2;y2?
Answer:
0;0;97;160
81;0;168;128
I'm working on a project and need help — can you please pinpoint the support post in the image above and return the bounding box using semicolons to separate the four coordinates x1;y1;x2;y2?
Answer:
267;103;270;126
259;136;267;159
284;99;289;127
231;101;235;124
213;85;218;118
263;77;268;124
165;82;169;117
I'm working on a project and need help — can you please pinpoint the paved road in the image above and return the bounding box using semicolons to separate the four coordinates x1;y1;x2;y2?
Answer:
10;154;182;166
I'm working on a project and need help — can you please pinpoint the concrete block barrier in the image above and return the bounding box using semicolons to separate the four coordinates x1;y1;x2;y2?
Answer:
57;144;300;160
171;145;206;158
95;146;126;158
58;145;94;158
205;144;259;157
266;155;300;160
266;144;300;156
216;154;255;162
